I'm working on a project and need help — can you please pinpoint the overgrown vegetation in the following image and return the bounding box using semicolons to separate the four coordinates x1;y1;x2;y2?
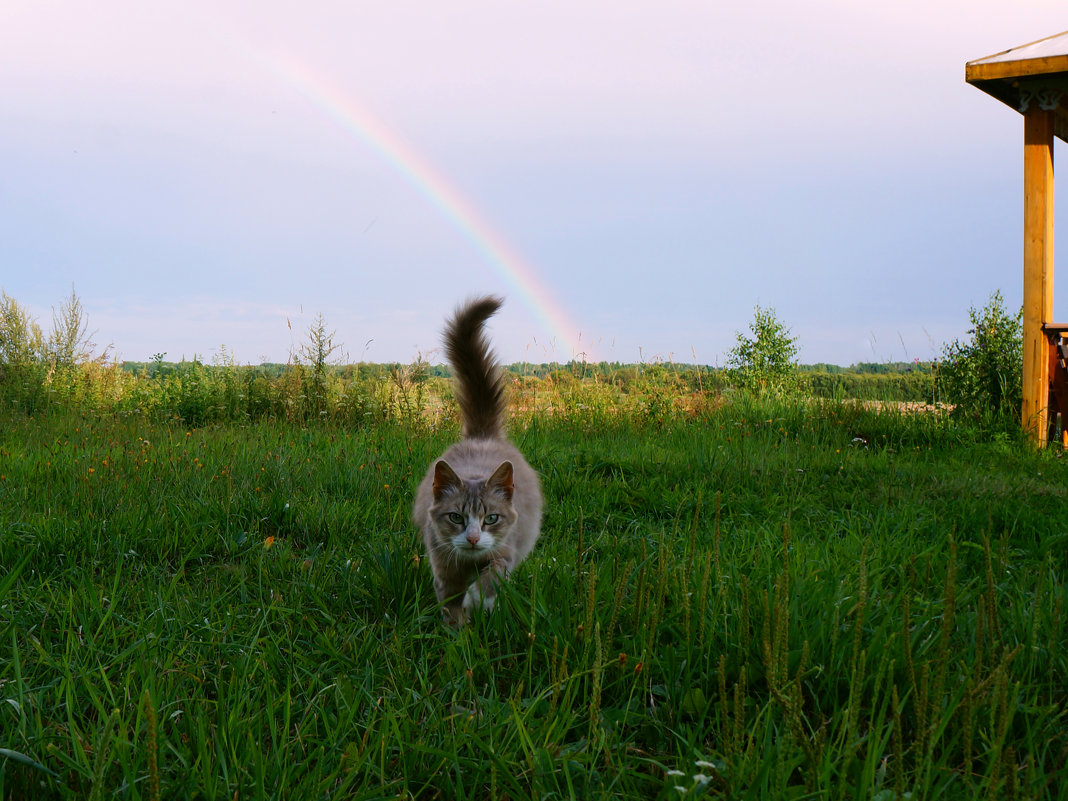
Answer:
0;289;112;414
935;290;1023;430
0;292;943;424
1;288;1066;798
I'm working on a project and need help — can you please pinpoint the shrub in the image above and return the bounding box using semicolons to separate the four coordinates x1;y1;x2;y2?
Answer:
725;305;801;397
0;291;47;412
936;291;1022;427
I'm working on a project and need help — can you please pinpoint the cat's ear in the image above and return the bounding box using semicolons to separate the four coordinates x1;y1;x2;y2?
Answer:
486;460;514;500
432;460;463;500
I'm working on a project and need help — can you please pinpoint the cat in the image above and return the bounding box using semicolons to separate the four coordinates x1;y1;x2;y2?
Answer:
412;296;543;626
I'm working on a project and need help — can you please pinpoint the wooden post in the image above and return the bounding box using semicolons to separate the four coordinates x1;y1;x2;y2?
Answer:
1023;108;1054;444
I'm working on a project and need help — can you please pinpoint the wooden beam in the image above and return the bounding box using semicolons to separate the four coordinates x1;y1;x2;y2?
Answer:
1023;108;1055;444
966;55;1068;82
964;74;1068;143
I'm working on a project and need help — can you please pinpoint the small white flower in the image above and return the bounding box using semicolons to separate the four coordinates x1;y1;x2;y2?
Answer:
666;769;685;777
693;774;711;783
695;760;716;769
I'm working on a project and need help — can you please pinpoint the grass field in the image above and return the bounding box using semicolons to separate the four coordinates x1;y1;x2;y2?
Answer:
1;395;1066;799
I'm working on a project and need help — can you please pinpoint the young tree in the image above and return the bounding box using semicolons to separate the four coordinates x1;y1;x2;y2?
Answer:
725;305;801;396
0;291;44;369
48;287;95;369
295;314;344;417
937;291;1022;426
0;291;47;410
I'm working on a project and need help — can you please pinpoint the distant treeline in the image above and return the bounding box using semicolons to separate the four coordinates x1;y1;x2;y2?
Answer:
1;343;939;424
115;357;939;410
2;288;940;423
120;358;936;379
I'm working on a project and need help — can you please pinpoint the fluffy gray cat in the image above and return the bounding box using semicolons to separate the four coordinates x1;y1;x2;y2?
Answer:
412;296;543;626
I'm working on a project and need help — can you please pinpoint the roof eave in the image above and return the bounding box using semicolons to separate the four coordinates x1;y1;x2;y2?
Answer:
966;55;1068;83
967;57;1068;143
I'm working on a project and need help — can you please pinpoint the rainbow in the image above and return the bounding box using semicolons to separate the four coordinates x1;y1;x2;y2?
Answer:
258;52;583;359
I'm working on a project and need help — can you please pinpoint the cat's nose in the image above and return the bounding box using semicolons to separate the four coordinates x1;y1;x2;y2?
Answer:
465;529;481;546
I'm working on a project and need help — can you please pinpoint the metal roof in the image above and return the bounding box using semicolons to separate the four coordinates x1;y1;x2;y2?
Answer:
969;30;1068;71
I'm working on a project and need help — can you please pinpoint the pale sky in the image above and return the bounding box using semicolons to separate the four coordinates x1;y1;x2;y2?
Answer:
3;1;1068;366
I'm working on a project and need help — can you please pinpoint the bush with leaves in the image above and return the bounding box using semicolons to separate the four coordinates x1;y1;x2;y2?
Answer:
295;313;344;418
0;291;47;411
725;305;801;396
936;290;1022;426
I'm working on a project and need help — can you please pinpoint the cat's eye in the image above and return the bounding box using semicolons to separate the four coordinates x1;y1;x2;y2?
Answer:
447;512;465;525
484;514;500;525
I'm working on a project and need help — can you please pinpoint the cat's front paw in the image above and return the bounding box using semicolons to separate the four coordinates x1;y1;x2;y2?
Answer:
462;583;496;617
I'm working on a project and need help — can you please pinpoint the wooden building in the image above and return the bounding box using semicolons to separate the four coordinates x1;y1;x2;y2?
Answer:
967;31;1068;444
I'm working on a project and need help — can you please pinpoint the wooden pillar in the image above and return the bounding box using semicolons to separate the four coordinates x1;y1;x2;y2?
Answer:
1023;108;1054;444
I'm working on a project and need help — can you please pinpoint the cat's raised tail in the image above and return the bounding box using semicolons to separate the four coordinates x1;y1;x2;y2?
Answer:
444;295;506;440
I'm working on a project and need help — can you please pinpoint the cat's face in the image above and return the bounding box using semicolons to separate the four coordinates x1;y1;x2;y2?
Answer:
429;460;516;559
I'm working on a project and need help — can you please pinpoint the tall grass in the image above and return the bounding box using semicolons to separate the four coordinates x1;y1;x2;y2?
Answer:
0;289;931;426
1;385;1066;799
